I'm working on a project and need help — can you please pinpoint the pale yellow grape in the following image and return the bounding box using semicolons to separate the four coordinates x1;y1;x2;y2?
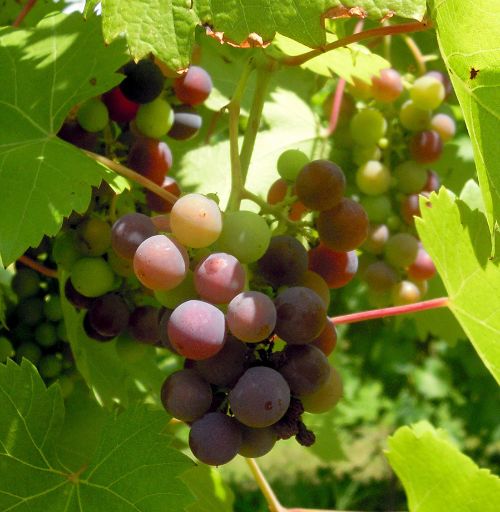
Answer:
170;193;222;248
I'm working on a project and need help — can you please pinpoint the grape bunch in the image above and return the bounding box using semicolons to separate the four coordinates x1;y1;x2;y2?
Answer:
326;68;454;306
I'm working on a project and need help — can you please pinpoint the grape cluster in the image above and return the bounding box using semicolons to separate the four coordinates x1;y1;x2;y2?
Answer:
329;68;453;306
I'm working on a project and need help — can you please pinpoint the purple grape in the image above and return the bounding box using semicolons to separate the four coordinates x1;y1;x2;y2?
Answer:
128;306;162;344
88;293;130;337
111;213;158;260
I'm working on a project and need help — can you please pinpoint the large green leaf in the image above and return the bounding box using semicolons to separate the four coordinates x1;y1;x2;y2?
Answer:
386;422;500;512
0;359;194;511
0;0;68;27
416;189;500;383
95;0;426;71
430;0;500;231
0;13;129;266
59;271;166;408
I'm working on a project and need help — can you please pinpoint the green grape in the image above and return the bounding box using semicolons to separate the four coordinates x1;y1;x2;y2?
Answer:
17;297;44;325
52;230;81;270
38;354;63;379
353;144;382;166
43;295;63;321
107;249;135;277
76;98;109;132
0;336;14;362
16;342;42;365
349;109;387;146
77;217;112;256
277;149;309;182
12;268;40;299
135;97;174;139
216;211;271;263
394;161;428;194
301;366;343;414
154;270;197;309
360;195;392;223
410;75;445;110
355;160;391;196
70;257;116;297
399;100;431;131
384;233;419;268
35;322;57;347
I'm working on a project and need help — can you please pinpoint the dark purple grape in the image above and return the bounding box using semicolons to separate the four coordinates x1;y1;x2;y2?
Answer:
238;425;277;458
189;412;242;466
158;308;178;353
257;235;308;287
193;336;248;387
167;105;202;140
229;367;290;428
279;345;331;396
120;59;165;104
274;287;326;345
161;369;212;422
83;313;115;342
88;293;130;337
111;213;158;260
65;279;93;309
58;120;97;150
128;306;162;344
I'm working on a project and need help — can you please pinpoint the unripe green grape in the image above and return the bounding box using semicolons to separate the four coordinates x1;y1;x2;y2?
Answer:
43;295;63;322
12;268;40;299
399;100;431;131
394;161;428;194
52;231;81;270
17;297;44;326
107;250;134;277
70;257;116;297
35;322;57;347
360;195;392;223
355;160;391;196
38;354;63;379
16;342;42;365
77;98;109;132
0;336;14;362
353;144;382;166
135;97;174;139
385;233;419;268
277;149;309;182
77;217;112;256
154;270;197;309
410;75;445;110
349;109;387;146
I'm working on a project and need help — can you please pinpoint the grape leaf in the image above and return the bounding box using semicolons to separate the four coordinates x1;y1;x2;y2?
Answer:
59;271;166;408
0;359;195;511
416;189;500;383
0;0;68;27
95;0;426;71
0;12;129;266
386;422;500;512
430;0;500;231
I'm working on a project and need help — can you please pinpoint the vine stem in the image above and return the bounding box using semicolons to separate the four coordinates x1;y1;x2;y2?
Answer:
245;458;286;512
402;34;427;75
83;150;179;205
281;20;431;67
18;255;58;278
226;59;255;211
13;0;37;27
331;297;449;325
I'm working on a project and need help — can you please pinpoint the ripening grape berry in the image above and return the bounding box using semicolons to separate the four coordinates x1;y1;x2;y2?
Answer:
423;170;440;192
277;149;309;182
349;109;387;146
425;70;453;98
408;246;437;281
161;369;212;422
71;257;116;297
229;367;290;428
401;193;421;224
128;306;162;345
146;176;181;213
76;217;112;256
430;113;456;142
410;75;445;110
348;77;373;100
301;366;343;414
362;224;390;255
308;245;358;289
299;270;330;309
399;100;431;131
385;233;419;268
170;193;222;248
107;250;134;278
120;59;165;104
370;68;403;102
133;234;188;290
355;160;391;196
409;130;443;164
275;287;326;344
174;66;212;105
267;179;307;221
311;319;337;357
392;280;422;305
102;87;139;123
394;161;428;194
295;159;346;211
238;425;277;458
317;198;368;252
167;105;202;140
194;253;245;304
88;293;130;337
216;210;271;263
127;138;173;185
360;195;392;224
135;97;174;139
76;98;109;132
189;412;242;466
64;279;93;309
363;261;399;292
226;291;276;343
58;120;98;150
167;300;226;360
111;213;158;260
